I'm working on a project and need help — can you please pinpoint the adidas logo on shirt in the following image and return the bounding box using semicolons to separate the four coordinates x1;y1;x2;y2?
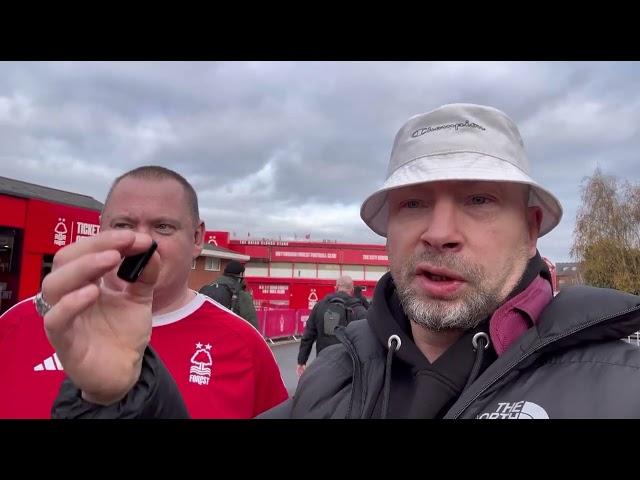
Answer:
34;353;64;372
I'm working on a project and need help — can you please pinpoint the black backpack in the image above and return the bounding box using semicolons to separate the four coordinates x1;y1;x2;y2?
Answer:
200;281;240;314
323;296;353;336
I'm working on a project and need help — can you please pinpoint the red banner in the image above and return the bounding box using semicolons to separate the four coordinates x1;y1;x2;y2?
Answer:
23;199;101;254
342;249;389;266
295;309;312;336
270;247;338;264
204;231;229;249
263;309;297;338
236;245;270;259
249;282;290;308
252;283;290;300
0;195;27;228
289;283;334;310
256;308;268;336
234;239;291;247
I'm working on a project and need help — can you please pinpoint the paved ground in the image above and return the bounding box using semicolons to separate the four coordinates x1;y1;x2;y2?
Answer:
269;340;316;396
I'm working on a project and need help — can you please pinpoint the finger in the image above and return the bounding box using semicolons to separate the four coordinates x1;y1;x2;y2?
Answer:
44;231;157;303
119;233;156;257
52;231;155;271
43;283;100;350
52;230;137;271
42;250;122;305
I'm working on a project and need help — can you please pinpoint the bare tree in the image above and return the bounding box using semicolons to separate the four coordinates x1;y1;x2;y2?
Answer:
571;168;640;294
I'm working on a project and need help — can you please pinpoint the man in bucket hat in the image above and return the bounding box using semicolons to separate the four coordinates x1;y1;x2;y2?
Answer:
258;103;640;418
46;104;640;418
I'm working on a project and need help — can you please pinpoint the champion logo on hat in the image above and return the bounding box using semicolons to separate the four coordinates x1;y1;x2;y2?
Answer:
411;119;486;137
360;103;563;238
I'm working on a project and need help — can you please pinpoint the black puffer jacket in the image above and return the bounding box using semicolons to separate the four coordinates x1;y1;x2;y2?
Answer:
52;347;189;419
52;273;640;419
263;273;640;419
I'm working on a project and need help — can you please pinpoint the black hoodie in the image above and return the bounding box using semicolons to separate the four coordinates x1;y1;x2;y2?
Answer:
365;252;551;418
255;252;640;418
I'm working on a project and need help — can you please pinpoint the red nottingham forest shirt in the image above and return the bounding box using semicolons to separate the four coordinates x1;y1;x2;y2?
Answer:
0;293;288;418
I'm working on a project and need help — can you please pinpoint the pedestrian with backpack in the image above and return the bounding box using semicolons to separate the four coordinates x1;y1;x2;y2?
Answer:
199;261;259;330
296;275;368;377
353;285;371;310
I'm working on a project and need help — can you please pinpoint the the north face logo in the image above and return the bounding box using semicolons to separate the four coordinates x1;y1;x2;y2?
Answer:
476;401;549;419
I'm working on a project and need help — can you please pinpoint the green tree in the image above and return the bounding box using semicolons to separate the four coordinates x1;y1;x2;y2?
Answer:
571;168;640;294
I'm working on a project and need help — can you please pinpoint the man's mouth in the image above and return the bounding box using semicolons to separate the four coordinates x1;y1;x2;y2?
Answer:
416;265;465;282
413;265;467;298
423;272;454;281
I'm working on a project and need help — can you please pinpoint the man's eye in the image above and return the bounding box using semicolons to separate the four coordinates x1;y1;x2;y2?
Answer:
113;223;133;229
404;200;421;208
157;224;174;232
469;196;491;205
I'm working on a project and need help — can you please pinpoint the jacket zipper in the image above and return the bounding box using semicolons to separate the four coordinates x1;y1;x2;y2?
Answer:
448;305;640;419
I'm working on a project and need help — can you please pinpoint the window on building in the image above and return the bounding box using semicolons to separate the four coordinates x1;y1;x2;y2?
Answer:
342;264;364;281
294;263;317;278
365;265;388;281
270;262;293;278
205;257;220;271
41;254;54;285
318;263;340;279
0;227;22;315
0;232;15;273
245;261;268;277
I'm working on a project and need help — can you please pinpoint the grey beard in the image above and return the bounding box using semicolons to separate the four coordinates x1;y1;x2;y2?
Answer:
393;251;508;332
396;281;501;331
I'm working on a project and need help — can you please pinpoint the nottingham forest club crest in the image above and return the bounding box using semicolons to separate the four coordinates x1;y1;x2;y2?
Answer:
189;342;213;386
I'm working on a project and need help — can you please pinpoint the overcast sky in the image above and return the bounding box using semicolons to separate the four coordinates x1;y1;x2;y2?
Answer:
1;61;638;262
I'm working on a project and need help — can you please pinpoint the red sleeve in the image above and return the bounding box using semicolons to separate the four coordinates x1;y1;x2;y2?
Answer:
251;337;289;417
0;299;26;344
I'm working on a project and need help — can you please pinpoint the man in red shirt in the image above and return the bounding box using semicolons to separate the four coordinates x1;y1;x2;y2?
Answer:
0;166;287;418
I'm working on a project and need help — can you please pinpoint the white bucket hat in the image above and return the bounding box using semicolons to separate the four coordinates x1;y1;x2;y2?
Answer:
360;103;563;237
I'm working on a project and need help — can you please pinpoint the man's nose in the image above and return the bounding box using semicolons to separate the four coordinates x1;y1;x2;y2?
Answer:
418;199;463;253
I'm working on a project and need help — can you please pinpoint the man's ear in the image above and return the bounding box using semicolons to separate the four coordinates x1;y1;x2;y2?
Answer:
526;206;542;257
194;221;205;257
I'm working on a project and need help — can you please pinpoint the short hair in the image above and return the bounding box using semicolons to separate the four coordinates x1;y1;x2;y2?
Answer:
336;275;354;292
104;165;200;225
224;260;245;276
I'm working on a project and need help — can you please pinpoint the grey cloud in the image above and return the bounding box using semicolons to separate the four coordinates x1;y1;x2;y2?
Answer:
2;61;640;262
